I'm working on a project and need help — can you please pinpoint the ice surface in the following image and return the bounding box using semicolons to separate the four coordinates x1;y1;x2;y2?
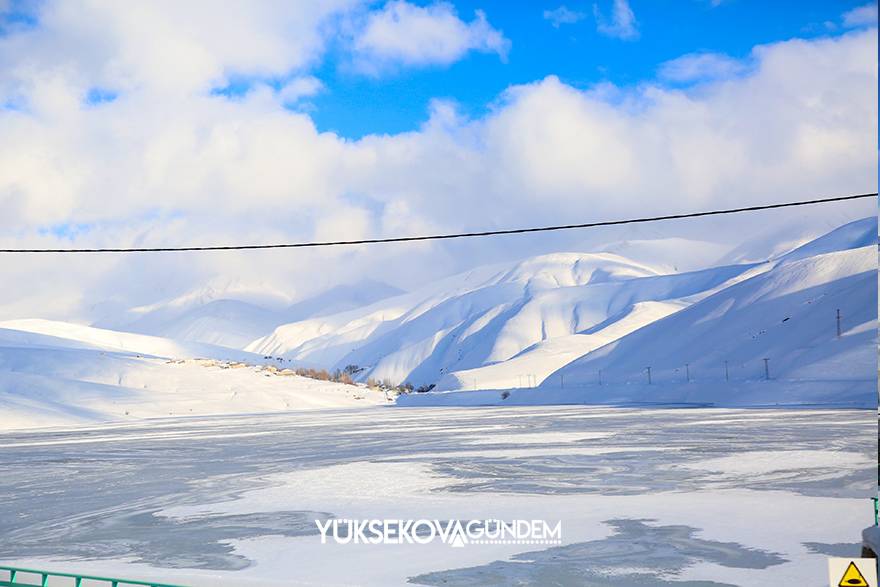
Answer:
1;406;873;586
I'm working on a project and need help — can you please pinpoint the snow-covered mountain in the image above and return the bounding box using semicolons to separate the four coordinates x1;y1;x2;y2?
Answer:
400;217;877;408
97;279;405;349
2;217;873;426
284;280;405;322
553;245;875;384
101;300;287;350
437;218;878;392
252;218;876;397
249;249;756;387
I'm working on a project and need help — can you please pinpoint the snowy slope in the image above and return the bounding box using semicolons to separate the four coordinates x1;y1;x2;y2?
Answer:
400;219;877;408
250;250;760;387
0;319;260;362
597;237;731;273
435;300;686;391
101;300;286;350
0;348;387;430
719;215;877;265
249;252;664;380
101;280;404;349
551;245;877;387
0;321;387;430
433;217;878;392
776;216;877;264
91;279;295;333
285;280;405;322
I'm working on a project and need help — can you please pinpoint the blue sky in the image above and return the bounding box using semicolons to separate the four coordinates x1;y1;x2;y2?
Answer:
2;0;873;137
302;0;872;138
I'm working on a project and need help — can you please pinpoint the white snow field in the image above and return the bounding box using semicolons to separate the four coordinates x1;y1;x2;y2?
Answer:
0;406;874;586
0;319;386;430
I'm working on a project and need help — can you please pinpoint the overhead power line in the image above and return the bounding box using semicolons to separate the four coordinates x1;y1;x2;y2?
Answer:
2;192;875;253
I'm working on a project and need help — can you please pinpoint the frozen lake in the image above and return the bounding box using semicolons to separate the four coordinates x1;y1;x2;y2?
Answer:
1;406;875;586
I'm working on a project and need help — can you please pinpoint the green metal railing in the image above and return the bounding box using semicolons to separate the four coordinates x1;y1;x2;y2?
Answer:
0;566;186;587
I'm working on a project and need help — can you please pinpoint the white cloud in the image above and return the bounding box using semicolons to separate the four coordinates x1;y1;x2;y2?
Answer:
0;0;359;97
0;3;875;322
543;5;586;28
593;0;638;40
658;52;747;83
843;3;878;28
277;76;324;104
351;1;509;72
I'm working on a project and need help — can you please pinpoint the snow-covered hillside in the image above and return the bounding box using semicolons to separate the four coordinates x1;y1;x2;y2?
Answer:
249;251;735;384
1;218;873;426
0;320;387;430
285;280;405;322
0;318;260;361
551;245;877;388
400;218;877;408
435;300;686;391
97;279;404;349
249;252;775;388
254;218;875;398
110;299;288;350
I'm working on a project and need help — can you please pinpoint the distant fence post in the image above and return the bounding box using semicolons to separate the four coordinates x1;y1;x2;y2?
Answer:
763;358;770;380
598;369;603;386
724;360;729;382
837;308;842;338
646;366;652;385
685;363;690;383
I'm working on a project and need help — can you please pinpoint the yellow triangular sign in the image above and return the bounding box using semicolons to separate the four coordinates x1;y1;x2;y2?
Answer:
839;561;870;587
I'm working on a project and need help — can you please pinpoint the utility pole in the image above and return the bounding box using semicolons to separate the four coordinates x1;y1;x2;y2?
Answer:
763;358;770;380
646;366;652;385
724;360;729;382
836;308;841;338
